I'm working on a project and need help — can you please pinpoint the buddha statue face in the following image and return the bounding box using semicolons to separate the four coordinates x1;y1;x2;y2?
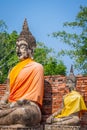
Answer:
66;78;76;91
16;40;32;61
65;65;76;91
66;79;73;90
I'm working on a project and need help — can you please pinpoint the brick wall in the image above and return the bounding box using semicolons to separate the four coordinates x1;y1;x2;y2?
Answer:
0;84;7;99
0;75;87;127
76;75;87;126
42;75;66;122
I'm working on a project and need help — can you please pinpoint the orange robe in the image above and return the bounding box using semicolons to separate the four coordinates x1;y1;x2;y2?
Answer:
8;58;44;107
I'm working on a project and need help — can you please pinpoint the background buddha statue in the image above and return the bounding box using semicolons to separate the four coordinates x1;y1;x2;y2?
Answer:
46;65;87;125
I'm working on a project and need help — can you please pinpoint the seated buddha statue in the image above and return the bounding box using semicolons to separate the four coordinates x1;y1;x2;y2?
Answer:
46;66;87;125
0;18;44;127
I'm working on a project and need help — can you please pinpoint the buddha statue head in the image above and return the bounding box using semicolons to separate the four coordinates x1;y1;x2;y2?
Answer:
66;65;77;91
16;18;36;60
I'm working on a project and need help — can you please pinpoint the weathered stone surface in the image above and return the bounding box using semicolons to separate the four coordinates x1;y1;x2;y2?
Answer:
0;124;87;130
0;124;42;130
44;124;81;130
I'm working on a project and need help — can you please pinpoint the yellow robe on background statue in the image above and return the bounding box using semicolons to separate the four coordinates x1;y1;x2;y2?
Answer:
55;90;87;118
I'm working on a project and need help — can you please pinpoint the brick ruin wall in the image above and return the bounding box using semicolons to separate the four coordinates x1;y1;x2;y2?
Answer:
0;75;87;128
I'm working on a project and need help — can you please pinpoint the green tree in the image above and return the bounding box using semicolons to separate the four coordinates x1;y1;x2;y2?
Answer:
34;42;66;76
52;6;87;75
0;20;18;83
34;42;53;65
44;57;66;75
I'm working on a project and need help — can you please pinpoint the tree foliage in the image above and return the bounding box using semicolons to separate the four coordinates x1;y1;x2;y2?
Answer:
0;20;18;83
52;6;87;75
34;42;66;76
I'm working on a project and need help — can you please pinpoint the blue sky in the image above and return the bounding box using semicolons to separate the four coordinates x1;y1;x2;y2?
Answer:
0;0;87;75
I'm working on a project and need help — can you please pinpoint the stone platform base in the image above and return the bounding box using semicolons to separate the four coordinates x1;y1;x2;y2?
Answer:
44;124;80;130
0;124;87;130
0;124;42;130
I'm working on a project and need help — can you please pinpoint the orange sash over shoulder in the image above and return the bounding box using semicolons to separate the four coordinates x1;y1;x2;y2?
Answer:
8;58;44;107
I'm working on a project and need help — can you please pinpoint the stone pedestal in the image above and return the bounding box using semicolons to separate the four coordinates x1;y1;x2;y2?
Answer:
0;124;42;130
1;124;87;130
44;124;80;130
